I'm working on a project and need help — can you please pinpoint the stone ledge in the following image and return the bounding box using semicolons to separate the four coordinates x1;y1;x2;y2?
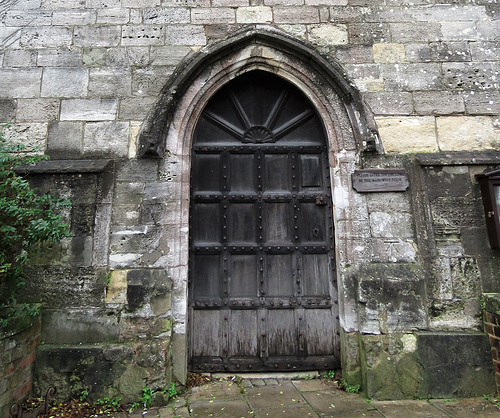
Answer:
416;151;500;166
15;159;114;174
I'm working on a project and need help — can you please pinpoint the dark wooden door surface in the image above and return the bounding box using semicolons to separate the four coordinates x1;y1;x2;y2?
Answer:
189;71;339;372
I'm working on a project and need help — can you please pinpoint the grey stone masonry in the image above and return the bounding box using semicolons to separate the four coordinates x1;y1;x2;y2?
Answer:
0;0;499;402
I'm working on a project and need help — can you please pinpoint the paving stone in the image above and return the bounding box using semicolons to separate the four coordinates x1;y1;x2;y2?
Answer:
301;389;375;415
189;381;242;403
431;398;500;417
371;400;448;417
250;379;266;387
190;400;252;417
291;379;337;392
240;379;253;388
245;381;300;410
253;405;317;417
265;378;279;386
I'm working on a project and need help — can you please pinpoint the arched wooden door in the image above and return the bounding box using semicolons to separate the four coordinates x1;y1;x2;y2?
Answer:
189;71;339;372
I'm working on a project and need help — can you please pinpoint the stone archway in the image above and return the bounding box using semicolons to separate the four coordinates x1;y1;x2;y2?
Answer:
137;27;380;383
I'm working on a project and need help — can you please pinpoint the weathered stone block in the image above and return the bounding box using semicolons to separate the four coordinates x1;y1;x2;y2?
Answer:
121;25;166;46
443;63;499;91
335;45;373;64
110;226;162;254
4;10;53;26
132;67;174;96
60;98;118;121
41;68;89;98
20;27;73;48
356;264;427;334
73;25;121;47
441;22;479;42
306;0;347;5
416;332;495;398
236;7;273;24
273;7;320;24
52;9;96;25
407;42;471;64
370;212;414;238
115;159;159;182
330;6;364;23
425;165;471;201
348;23;390;45
464;91;500;115
83;121;129;157
24;265;105;307
3;49;37;67
364;92;413;115
413;91;465;115
106;269;128;307
430;197;484;229
41;309;119;344
390;22;441;43
437;116;500;151
37;48;82;67
96;8;130;24
143;8;190;24
122;0;160;6
373;43;405;63
41;0;86;7
0;99;16;122
47;121;84;158
111;204;141;225
34;345;131;401
89;68;132;98
164;25;207;46
470;41;500;62
376;116;438;153
346;64;383;92
0;69;42;98
366;192;411;213
371;239;417;263
191;8;235;24
1;123;47;151
307;24;348;45
150;45;192;66
114;182;145;206
213;0;247;5
410;5;486;22
381;63;442;91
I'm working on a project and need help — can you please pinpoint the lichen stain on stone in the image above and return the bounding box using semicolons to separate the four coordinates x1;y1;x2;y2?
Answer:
250;46;263;57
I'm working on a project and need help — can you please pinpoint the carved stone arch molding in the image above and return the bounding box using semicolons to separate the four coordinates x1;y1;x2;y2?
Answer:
139;27;379;382
138;27;381;158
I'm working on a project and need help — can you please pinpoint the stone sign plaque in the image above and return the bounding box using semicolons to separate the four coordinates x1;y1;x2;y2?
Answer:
352;169;409;192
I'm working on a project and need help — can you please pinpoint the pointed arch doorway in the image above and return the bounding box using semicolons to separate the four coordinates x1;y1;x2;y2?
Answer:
189;70;340;372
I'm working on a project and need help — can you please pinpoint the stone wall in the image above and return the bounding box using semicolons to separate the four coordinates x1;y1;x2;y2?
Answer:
0;0;499;400
18;162;174;403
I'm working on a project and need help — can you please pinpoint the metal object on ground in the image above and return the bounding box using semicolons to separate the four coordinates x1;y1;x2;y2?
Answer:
10;386;56;418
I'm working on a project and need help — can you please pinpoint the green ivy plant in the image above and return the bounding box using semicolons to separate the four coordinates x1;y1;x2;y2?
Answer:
0;126;70;326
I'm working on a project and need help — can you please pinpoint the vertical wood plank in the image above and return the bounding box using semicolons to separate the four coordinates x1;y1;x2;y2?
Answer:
229;310;258;357
265;254;294;297
230;254;257;297
191;310;222;357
